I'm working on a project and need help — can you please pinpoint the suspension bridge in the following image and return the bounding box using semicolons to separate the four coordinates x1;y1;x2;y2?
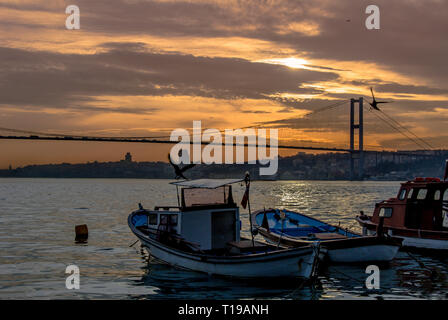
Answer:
0;96;442;180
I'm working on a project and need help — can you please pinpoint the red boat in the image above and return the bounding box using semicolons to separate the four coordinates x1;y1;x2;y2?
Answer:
356;170;448;251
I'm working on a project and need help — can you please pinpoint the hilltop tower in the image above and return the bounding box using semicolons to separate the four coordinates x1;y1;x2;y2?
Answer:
124;152;133;163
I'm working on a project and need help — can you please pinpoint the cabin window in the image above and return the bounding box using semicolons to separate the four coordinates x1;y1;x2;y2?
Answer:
160;214;178;226
379;207;393;218
443;212;448;228
148;213;158;225
416;189;428;200
398;189;407;200
169;214;178;226
434;190;441;201
443;191;448;228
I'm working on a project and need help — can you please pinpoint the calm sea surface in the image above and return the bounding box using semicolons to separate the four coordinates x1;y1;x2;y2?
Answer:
0;178;447;300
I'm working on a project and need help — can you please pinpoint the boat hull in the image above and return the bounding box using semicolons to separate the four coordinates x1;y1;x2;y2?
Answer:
129;214;318;279
325;243;399;263
253;209;402;263
358;218;448;251
258;228;401;263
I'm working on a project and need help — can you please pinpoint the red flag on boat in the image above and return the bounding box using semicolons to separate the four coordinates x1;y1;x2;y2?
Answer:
444;159;448;181
241;181;250;209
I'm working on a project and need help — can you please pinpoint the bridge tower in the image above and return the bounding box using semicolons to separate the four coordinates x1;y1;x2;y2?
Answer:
350;97;364;180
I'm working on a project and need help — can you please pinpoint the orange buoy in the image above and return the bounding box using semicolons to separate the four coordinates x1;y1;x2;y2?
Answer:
75;224;88;243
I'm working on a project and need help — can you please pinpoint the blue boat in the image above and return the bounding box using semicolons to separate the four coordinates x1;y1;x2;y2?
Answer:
252;208;402;263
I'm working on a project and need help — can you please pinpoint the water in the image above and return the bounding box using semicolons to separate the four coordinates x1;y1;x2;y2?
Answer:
0;178;447;300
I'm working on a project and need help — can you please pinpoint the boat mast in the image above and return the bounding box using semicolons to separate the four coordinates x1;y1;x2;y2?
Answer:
242;172;255;247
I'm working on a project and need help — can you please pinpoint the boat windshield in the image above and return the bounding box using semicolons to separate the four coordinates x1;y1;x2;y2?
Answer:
182;185;234;208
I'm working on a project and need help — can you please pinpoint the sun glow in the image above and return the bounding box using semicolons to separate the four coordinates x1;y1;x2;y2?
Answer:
259;57;310;70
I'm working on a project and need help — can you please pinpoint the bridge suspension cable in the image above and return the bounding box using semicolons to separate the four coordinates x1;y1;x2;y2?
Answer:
0;100;349;143
363;105;432;151
0;123;270;141
0;98;437;153
304;100;348;117
377;109;434;149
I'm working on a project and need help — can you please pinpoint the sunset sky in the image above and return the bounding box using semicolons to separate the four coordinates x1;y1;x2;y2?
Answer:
0;0;447;168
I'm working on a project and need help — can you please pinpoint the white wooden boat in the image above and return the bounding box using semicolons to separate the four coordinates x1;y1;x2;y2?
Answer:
252;209;402;263
128;179;319;279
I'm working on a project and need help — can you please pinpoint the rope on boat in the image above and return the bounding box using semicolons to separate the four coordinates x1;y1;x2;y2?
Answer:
405;251;426;269
285;264;368;298
284;277;308;298
404;251;441;279
330;267;367;286
346;220;360;230
129;239;140;247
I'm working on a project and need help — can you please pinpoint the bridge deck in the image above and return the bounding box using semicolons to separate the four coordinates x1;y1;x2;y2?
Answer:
0;135;437;157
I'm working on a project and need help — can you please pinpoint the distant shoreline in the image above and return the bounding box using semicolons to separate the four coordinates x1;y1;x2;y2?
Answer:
1;150;445;181
0;176;407;182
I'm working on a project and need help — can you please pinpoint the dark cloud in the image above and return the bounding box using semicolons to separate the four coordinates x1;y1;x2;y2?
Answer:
240;110;271;114
0;45;337;112
2;0;447;89
2;1;447;92
44;0;445;87
308;65;349;72
347;80;448;96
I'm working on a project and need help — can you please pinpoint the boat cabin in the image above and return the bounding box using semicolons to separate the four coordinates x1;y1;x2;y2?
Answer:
370;177;448;231
134;179;243;251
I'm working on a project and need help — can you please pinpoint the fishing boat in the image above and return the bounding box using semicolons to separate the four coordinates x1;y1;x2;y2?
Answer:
128;178;319;279
356;168;448;252
252;208;402;263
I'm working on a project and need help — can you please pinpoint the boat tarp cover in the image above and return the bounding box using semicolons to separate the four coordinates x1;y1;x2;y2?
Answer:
170;178;243;189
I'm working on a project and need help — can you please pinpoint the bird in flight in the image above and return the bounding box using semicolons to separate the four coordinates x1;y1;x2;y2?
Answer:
168;153;196;180
369;87;391;111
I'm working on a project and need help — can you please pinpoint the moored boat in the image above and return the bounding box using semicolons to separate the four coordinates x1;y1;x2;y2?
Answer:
356;172;448;252
252;208;402;263
128;178;319;279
